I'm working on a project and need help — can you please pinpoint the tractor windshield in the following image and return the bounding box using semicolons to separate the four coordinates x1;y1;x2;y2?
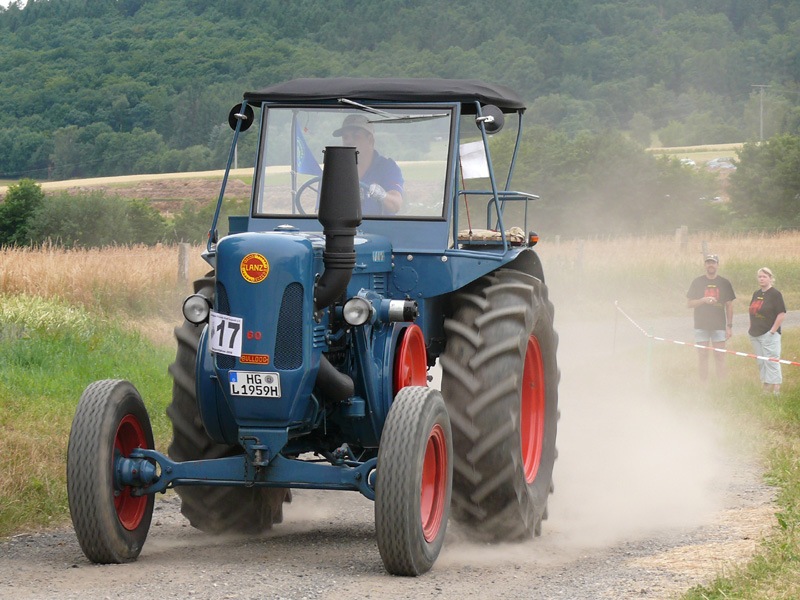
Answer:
254;106;453;219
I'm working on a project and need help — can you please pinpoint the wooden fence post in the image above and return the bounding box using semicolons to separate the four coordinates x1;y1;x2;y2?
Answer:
676;226;688;251
178;242;190;286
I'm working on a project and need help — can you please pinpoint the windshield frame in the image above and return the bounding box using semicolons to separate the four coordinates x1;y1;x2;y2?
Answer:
250;102;458;222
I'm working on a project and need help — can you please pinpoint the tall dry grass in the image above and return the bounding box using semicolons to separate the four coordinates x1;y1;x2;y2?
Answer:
0;243;208;311
2;230;798;326
0;243;210;344
536;230;800;320
539;230;800;267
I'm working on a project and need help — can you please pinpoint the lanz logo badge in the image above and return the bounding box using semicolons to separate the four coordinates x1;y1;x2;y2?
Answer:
240;253;269;283
373;251;385;262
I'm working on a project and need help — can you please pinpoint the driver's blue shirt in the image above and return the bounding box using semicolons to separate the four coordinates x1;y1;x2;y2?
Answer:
361;150;403;215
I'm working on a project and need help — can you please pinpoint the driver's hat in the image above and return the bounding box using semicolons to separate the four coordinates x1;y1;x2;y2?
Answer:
333;114;374;137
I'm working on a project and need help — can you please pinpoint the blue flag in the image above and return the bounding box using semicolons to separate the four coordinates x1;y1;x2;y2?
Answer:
295;130;322;176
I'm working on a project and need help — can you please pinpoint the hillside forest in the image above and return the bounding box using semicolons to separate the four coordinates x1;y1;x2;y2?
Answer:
1;0;800;239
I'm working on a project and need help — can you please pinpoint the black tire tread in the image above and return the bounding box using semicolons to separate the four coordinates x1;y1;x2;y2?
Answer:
67;379;154;563
375;386;453;576
440;268;559;542
166;274;290;535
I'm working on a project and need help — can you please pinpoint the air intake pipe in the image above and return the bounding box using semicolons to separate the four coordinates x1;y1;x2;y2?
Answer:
314;146;361;402
314;146;362;314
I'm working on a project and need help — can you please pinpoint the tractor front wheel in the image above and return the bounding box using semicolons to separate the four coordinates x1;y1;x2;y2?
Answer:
375;386;453;576
67;379;155;563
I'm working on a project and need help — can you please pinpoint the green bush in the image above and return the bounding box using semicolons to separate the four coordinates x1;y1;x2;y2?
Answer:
0;179;45;246
24;187;170;248
171;196;247;243
127;198;171;245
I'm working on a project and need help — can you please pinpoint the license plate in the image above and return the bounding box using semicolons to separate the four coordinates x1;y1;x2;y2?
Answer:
228;371;281;398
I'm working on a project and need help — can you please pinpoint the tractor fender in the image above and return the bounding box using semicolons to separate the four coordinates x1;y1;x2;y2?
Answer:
504;248;546;283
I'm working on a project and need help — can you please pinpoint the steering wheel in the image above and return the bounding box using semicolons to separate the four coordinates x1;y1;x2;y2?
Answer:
293;177;371;214
293;175;322;215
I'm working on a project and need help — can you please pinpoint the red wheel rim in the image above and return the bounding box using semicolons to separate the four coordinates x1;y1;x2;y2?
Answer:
420;423;447;542
521;335;546;484
113;414;148;530
394;324;427;393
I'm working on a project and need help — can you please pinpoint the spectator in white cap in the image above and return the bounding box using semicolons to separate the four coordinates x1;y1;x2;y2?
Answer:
333;114;403;215
686;254;736;381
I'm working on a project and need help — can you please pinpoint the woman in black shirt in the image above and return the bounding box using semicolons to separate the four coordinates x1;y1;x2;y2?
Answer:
748;267;787;394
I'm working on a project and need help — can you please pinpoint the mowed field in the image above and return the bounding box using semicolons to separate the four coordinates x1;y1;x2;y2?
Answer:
647;142;742;164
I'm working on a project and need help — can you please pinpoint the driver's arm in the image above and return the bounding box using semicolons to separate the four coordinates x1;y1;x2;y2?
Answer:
367;183;403;214
383;190;402;213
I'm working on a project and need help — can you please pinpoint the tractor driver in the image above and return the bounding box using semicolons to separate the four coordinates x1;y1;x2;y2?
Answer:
333;114;403;215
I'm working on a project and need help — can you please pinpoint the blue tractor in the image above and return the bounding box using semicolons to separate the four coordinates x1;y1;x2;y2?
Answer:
67;78;559;576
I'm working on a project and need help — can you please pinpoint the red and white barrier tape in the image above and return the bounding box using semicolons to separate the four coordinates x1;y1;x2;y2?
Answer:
614;301;800;367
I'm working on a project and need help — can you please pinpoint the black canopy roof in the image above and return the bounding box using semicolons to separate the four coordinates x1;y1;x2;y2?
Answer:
243;78;525;112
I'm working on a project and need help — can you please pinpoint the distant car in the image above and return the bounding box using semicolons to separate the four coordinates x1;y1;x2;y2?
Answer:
706;157;736;169
679;158;696;167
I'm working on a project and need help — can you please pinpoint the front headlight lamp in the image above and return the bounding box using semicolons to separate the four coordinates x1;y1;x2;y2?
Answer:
343;296;373;326
182;294;212;325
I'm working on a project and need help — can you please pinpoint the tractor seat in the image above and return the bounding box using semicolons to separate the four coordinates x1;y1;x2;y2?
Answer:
457;226;525;245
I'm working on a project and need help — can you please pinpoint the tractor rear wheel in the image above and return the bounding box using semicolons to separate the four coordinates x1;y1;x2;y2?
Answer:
440;268;558;541
67;379;155;563
375;386;453;576
167;274;290;534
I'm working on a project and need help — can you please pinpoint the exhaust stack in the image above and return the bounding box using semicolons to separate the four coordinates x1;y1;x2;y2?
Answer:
314;146;362;313
313;146;361;401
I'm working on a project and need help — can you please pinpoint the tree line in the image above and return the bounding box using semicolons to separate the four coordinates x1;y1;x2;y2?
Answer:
0;179;246;247
1;0;799;182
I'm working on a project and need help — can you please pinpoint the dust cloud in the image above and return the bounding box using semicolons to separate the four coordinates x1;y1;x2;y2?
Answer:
548;348;733;549
435;305;749;567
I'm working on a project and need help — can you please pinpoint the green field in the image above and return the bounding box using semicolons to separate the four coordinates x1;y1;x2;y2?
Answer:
0;294;175;536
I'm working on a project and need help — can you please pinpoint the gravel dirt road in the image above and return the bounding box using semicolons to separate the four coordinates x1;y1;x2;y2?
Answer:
0;299;779;600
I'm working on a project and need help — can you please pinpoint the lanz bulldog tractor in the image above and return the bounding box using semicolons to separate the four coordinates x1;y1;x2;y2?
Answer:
67;78;559;576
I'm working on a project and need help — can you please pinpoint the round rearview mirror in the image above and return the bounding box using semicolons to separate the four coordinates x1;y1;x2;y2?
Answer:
475;104;505;134
228;103;255;132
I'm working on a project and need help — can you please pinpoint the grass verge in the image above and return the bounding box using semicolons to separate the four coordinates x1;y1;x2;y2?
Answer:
648;331;800;599
0;294;175;537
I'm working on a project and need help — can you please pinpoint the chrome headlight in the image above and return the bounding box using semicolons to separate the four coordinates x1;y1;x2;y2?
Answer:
182;294;211;325
342;296;373;326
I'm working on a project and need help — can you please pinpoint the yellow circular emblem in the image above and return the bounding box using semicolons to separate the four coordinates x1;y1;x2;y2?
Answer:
240;253;269;283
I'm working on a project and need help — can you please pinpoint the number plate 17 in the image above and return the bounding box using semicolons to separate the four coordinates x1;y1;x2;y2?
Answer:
209;311;243;357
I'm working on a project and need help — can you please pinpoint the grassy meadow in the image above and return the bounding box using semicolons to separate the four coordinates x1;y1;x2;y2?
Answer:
0;233;798;597
0;244;208;536
0;243;210;345
0;297;176;535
